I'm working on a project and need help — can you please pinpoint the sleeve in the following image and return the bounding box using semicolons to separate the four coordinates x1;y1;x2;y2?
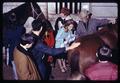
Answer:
35;42;66;56
95;19;109;27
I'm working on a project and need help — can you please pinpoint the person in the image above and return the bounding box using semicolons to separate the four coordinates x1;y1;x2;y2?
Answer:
28;19;81;80
42;20;55;79
54;7;72;36
13;33;41;80
85;44;118;80
75;9;116;38
55;19;77;73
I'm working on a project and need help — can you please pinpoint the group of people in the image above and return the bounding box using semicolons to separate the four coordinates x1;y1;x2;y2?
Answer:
3;7;117;80
54;7;116;75
84;44;118;80
13;19;80;80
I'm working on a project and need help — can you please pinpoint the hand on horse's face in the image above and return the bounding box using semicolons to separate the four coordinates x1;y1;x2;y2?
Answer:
69;42;81;50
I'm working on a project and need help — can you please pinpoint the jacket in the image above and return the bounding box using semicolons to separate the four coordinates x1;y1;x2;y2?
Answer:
85;62;118;80
13;45;41;80
31;40;66;80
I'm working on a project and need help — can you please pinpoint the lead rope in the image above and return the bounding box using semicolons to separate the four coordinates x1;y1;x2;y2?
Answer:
30;3;35;18
30;3;43;19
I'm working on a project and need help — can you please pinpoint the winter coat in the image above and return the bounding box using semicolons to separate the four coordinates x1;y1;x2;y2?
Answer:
13;45;41;80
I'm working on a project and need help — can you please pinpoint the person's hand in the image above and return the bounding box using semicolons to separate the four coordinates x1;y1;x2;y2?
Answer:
64;41;68;45
109;19;116;24
66;42;80;51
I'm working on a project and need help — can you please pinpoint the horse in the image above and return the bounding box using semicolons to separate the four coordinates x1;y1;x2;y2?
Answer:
67;23;118;80
3;2;55;80
3;2;53;65
3;2;45;28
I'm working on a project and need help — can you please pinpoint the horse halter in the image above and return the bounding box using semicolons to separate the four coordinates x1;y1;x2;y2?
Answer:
30;3;43;19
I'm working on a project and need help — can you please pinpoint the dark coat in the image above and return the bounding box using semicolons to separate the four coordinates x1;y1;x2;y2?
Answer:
29;33;66;80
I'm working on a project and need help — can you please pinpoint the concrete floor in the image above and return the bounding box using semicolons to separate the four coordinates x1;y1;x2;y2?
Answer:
3;61;71;80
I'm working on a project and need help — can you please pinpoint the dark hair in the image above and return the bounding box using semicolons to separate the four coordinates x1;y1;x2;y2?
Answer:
32;19;43;31
97;44;112;61
64;19;77;32
42;19;53;31
21;33;34;45
60;7;70;16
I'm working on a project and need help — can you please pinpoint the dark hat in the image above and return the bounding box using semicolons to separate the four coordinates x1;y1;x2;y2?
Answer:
97;44;112;61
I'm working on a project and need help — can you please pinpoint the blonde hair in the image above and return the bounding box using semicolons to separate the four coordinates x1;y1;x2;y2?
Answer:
79;9;91;17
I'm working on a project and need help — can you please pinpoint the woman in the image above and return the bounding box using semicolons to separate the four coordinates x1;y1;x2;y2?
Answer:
55;19;77;72
29;19;80;80
54;7;72;36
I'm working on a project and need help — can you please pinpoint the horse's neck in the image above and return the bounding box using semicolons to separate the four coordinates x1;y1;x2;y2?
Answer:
97;25;118;49
19;16;30;25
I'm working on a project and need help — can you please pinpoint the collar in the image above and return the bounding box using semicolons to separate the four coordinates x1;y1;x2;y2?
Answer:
17;44;29;56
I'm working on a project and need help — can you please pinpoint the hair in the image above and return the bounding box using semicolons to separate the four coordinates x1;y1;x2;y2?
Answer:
78;9;92;17
20;33;34;45
42;19;53;31
64;19;77;31
32;19;43;31
97;44;112;61
60;7;70;16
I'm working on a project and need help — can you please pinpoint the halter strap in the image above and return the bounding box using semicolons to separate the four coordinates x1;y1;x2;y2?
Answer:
30;3;43;19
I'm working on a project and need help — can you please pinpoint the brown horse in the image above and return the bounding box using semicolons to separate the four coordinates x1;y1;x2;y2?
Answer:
67;23;118;80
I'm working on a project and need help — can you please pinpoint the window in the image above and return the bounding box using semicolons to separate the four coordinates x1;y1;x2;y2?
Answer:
55;2;81;14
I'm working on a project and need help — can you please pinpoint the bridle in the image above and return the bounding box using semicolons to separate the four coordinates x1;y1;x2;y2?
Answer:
30;3;43;19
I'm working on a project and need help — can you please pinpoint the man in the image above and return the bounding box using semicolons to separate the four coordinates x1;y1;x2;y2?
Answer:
29;19;81;80
13;32;80;80
13;33;40;80
75;9;116;38
85;44;118;80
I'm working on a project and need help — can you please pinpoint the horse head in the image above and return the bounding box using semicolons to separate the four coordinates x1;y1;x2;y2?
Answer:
3;2;46;28
28;2;45;20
